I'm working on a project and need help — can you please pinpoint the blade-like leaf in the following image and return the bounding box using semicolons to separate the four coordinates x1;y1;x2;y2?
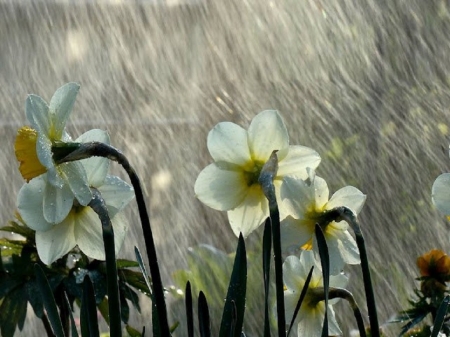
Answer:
198;291;211;337
134;247;153;296
219;233;247;337
0;286;28;337
262;218;272;337
34;264;66;337
186;281;194;337
431;295;450;337
63;292;79;337
315;224;329;337
80;275;99;337
287;266;314;337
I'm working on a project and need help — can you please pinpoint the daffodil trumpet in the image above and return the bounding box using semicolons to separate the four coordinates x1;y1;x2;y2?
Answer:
52;139;172;337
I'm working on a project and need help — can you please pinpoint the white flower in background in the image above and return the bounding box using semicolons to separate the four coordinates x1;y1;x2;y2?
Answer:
15;83;92;224
283;251;348;337
194;110;321;237
17;129;135;265
432;173;450;219
280;170;366;274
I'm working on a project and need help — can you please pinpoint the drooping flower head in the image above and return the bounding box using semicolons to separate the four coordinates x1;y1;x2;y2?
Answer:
283;250;348;337
194;110;321;237
15;83;92;224
280;170;366;274
17;129;135;265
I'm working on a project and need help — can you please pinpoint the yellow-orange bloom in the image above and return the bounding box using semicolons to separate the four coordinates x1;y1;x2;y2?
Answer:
417;249;450;278
15;126;47;181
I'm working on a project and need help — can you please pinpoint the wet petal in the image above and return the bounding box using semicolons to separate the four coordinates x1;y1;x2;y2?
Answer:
277;145;321;179
320;229;360;274
281;216;312;251
43;181;74;224
61;161;92;206
297;305;324;337
283;255;305;290
98;175;134;218
207;122;252;166
76;129;110;187
75;209;128;260
35;216;76;265
49;83;80;138
313;175;329;210
280;177;315;219
26;94;50;135
227;184;268;237
327;306;343;335
248;110;289;162
17;177;53;232
36;134;54;171
195;164;248;211
326;186;366;214
432;173;450;215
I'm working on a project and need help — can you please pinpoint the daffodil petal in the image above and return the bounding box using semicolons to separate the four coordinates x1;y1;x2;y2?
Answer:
75;208;128;260
319;229;360;274
280;177;315;219
207;122;251;166
327;306;342;336
60;161;92;206
281;216;312;250
297;305;324;337
17;177;53;232
76;129;110;187
194;164;248;211
26;94;50;135
432;173;450;215
313;175;329;210
277;145;321;179
35;216;76;265
43;181;74;224
283;255;305;291
98;175;134;217
248;110;289;162
49;83;80;138
227;184;268;237
36;134;54;171
284;288;300;326
326;186;366;214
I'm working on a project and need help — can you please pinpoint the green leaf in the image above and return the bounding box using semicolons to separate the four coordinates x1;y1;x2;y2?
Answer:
0;286;28;337
120;291;130;324
219;233;247;337
431;295;450;337
198;291;211;337
0;221;35;240
185;281;194;337
119;269;151;296
63;292;79;337
26;279;44;318
117;259;139;269
126;325;144;337
97;298;110;326
134;247;153;297
262;219;271;337
287;266;314;337
121;283;141;313
315;224;329;337
34;264;66;337
81;275;100;337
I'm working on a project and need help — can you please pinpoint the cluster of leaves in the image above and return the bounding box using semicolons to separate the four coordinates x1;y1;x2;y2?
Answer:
0;219;151;337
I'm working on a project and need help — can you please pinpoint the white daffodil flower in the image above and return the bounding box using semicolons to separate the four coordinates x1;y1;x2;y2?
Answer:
17;129;135;265
15;83;92;224
283;251;348;337
194;110;321;237
432;173;450;218
280;171;366;274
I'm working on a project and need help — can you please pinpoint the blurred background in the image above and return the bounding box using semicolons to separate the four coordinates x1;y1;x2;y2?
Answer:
2;0;450;335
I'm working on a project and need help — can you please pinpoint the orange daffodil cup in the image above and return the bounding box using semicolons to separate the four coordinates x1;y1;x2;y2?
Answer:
194;110;321;237
15;83;134;264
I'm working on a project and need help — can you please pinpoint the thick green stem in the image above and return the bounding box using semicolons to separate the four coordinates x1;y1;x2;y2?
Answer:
89;189;121;337
55;142;171;336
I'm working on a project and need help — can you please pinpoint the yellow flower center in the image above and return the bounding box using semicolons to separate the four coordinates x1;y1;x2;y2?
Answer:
243;160;265;186
15;126;47;182
300;206;328;250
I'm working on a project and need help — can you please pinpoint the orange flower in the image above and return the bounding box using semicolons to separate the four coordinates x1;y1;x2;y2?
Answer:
417;249;450;279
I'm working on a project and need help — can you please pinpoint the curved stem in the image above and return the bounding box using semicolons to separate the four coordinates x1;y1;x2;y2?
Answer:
56;142;171;336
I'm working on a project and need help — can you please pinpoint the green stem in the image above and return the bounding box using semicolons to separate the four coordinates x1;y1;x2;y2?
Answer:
259;151;285;337
89;189;121;337
42;312;56;337
55;142;171;336
337;207;379;337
